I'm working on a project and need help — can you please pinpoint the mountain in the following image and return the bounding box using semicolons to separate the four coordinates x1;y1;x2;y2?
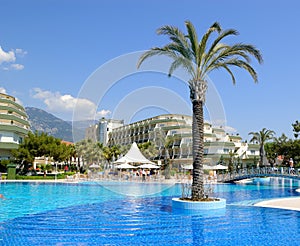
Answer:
25;107;91;142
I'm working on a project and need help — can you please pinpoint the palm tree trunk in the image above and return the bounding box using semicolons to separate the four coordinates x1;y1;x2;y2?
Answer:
259;145;264;167
191;99;205;199
164;148;171;179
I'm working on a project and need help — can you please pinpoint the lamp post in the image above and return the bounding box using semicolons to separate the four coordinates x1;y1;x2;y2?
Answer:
55;162;57;182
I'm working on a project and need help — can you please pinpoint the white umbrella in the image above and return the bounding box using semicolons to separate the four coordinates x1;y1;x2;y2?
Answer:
182;164;226;170
213;164;228;170
115;163;136;169
182;164;193;170
137;163;160;169
89;163;100;169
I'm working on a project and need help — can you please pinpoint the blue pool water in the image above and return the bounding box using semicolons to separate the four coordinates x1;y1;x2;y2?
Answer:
0;178;300;245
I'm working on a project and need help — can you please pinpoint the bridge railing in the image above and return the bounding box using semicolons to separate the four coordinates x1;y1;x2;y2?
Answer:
217;167;300;182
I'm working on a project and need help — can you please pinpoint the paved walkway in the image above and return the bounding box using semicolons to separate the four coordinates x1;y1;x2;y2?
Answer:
254;196;300;211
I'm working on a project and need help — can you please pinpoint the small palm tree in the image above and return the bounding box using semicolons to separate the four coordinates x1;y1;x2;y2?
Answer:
153;129;171;179
138;142;158;160
163;135;178;179
249;128;275;167
138;21;262;200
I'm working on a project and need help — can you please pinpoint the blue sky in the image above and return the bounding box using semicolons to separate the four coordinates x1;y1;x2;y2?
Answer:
0;0;299;140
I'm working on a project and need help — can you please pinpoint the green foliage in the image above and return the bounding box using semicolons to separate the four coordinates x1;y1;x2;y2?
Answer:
138;21;263;90
138;142;158;159
249;128;275;166
292;120;300;139
16;175;54;180
15;171;76;180
265;134;300;167
12;131;74;174
75;140;122;169
102;145;121;163
0;160;10;172
75;139;104;166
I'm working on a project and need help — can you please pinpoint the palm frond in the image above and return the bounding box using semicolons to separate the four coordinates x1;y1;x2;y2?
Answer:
137;48;175;68
205;29;239;62
185;20;199;62
162;42;191;60
197;22;221;68
138;20;262;92
224;44;263;64
226;59;258;82
206;43;262;68
213;63;237;84
157;25;192;60
204;43;262;82
198;43;229;77
168;56;195;77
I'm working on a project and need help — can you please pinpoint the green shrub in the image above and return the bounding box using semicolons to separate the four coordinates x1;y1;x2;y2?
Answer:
16;175;54;180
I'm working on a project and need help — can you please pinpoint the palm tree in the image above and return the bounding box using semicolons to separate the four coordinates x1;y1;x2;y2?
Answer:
153;129;176;179
249;128;275;167
137;21;262;200
163;135;177;179
102;145;121;167
138;142;158;160
228;150;238;173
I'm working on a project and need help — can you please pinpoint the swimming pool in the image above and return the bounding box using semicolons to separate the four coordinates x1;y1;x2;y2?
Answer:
0;178;300;245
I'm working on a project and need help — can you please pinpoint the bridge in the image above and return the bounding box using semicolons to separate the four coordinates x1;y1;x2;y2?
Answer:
217;167;300;183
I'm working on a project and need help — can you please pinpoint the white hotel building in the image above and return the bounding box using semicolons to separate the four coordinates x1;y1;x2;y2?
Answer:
0;93;31;160
103;114;260;168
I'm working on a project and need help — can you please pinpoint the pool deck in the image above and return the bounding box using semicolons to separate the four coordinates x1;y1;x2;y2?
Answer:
254;189;300;211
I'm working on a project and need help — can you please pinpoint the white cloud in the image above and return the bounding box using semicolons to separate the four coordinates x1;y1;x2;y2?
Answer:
0;46;16;64
0;46;27;70
0;87;7;94
15;97;24;106
96;109;111;118
0;87;23;105
31;88;111;120
15;48;28;57
224;125;237;134
10;63;24;70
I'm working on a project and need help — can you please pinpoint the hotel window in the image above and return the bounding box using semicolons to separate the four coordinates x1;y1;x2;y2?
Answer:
250;150;255;155
223;148;229;153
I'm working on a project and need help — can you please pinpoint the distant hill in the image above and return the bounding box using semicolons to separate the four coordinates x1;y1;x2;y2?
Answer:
25;107;93;142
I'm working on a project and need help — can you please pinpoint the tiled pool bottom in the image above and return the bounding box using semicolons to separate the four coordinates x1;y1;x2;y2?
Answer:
1;196;300;245
0;180;300;245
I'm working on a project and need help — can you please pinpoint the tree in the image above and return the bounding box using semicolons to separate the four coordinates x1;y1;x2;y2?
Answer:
292;120;300;139
163;135;177;179
269;134;300;167
12;131;72;173
75;139;104;168
249;128;275;167
153;129;177;179
137;21;262;200
228;150;238;172
102;145;121;167
138;142;158;160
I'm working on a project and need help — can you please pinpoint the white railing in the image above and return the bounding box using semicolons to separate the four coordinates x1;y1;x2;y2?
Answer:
217;167;300;182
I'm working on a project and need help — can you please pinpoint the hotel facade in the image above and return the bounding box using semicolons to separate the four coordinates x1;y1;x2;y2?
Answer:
85;118;124;146
105;114;260;168
0;93;31;160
